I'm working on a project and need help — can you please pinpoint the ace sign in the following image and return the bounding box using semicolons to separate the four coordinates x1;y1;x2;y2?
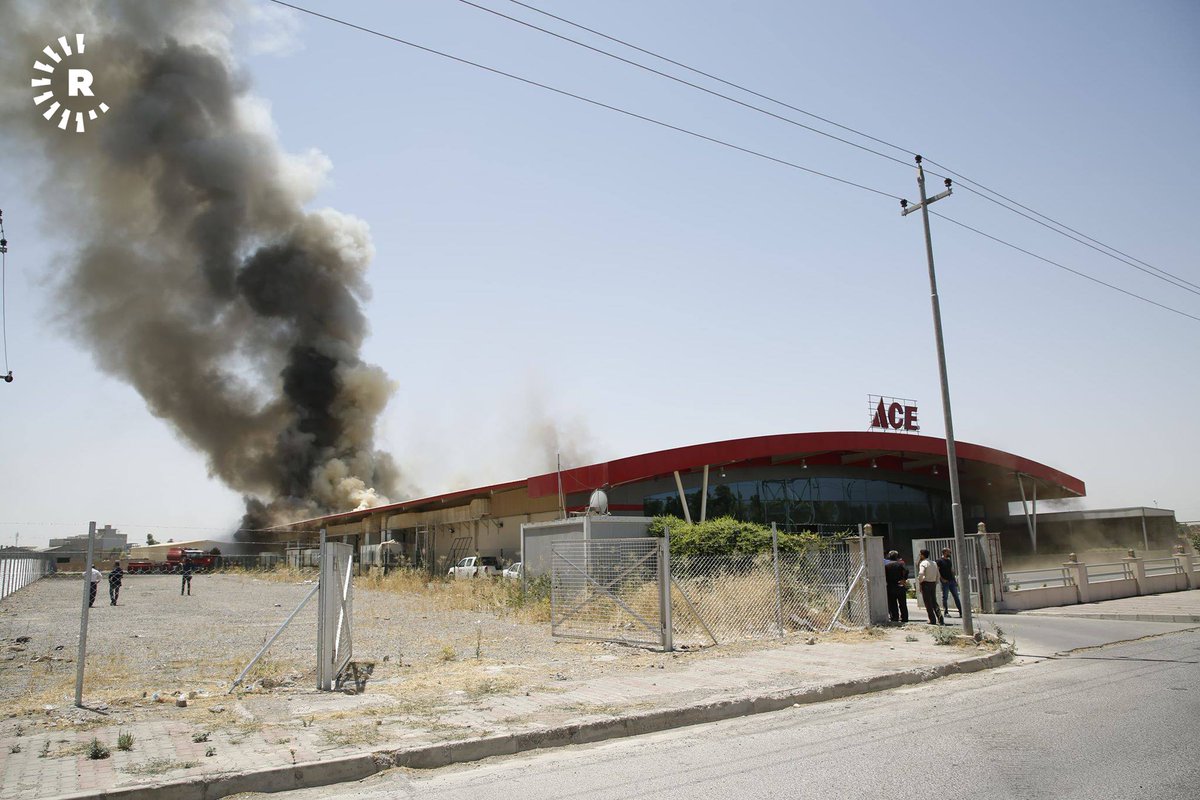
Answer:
869;395;919;433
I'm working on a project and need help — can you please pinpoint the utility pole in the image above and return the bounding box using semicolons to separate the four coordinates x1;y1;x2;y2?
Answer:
901;155;974;636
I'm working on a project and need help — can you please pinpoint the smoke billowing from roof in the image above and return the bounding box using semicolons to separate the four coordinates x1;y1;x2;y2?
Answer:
0;1;400;531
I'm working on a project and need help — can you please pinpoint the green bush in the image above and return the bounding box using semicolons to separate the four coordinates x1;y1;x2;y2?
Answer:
647;516;847;557
87;738;110;760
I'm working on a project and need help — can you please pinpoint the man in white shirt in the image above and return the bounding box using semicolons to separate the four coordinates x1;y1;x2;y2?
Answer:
917;549;945;625
86;564;103;608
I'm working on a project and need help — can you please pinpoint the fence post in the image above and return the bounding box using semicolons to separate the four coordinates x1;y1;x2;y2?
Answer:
316;529;327;690
1124;551;1146;595
75;521;97;708
659;527;673;652
1173;547;1194;589
1063;555;1090;604
772;523;784;637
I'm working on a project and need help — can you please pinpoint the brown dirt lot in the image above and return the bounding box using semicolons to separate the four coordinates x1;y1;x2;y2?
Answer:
0;571;845;730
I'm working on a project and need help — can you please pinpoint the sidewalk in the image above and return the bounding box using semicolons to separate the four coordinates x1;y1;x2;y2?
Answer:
1018;587;1200;623
2;626;1007;800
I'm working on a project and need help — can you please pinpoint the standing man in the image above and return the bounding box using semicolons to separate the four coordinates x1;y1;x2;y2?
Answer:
86;564;102;608
108;562;124;606
936;547;962;618
180;556;194;596
883;550;909;623
917;549;945;625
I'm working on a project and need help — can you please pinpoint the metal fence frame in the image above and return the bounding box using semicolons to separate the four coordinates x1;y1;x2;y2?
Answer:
550;530;872;651
0;554;54;601
317;540;354;690
1086;561;1134;582
550;537;666;649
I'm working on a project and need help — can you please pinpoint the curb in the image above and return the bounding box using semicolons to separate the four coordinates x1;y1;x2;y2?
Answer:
44;647;1012;800
1025;613;1200;624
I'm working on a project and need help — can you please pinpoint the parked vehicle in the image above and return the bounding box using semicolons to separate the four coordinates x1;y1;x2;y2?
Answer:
447;556;501;579
166;547;216;572
501;562;522;580
123;548;217;574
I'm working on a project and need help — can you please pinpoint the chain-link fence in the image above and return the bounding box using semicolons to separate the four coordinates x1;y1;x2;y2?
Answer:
550;536;870;651
550;539;665;648
37;551;313;576
0;554;54;600
670;545;867;647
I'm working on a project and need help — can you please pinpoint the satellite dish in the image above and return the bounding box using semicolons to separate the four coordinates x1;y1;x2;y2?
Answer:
587;489;609;515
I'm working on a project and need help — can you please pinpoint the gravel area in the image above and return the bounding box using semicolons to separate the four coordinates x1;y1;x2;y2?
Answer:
0;573;756;723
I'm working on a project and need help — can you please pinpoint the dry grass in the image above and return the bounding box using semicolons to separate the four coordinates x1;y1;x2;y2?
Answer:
465;676;518;697
555;701;649;717
320;723;382;748
355;570;550;623
820;626;888;644
121;758;199;776
231;567;319;585
554;569;853;644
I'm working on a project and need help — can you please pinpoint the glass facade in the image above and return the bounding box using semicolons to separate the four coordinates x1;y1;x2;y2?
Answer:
643;475;953;543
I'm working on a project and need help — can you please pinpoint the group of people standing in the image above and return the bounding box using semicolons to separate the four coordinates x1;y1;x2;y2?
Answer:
84;563;121;606
883;547;963;626
84;558;195;607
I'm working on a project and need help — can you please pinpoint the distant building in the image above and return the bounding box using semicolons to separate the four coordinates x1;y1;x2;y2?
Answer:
1006;506;1180;558
49;524;127;554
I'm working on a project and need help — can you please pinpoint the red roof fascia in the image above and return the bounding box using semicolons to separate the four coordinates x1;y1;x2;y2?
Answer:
527;432;1084;498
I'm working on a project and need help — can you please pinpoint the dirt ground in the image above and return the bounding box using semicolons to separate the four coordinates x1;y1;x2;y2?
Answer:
0;572;838;734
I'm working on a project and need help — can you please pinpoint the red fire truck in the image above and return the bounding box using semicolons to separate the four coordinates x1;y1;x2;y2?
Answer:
125;547;217;574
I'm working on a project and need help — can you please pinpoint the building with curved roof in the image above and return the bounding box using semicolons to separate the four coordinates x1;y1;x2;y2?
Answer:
273;431;1086;567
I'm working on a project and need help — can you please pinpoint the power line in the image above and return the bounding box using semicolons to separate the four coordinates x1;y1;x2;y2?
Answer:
267;1;1197;324
931;210;1200;323
951;182;1200;297
501;0;919;160
924;157;1200;294
496;0;1199;297
266;0;899;200
454;0;916;172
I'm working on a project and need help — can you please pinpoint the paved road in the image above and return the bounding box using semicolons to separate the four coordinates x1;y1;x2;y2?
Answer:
263;627;1200;800
972;612;1198;657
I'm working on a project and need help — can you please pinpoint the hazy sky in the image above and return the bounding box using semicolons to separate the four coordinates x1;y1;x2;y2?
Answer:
1;0;1197;547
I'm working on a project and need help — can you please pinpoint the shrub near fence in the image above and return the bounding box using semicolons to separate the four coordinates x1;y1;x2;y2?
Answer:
633;517;867;647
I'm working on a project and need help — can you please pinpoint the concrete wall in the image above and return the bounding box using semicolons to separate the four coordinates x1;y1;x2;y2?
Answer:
1143;572;1189;594
1000;584;1080;612
1084;578;1139;603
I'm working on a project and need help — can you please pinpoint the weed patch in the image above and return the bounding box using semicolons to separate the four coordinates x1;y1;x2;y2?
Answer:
320;724;382;748
122;758;199;776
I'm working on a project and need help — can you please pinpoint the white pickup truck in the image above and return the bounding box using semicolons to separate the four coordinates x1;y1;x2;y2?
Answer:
447;556;501;579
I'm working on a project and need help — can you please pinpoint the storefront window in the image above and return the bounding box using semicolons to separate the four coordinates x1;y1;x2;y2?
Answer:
643;474;953;538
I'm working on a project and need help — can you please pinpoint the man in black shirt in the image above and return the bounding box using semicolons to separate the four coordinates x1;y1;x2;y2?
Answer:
181;557;194;596
883;550;909;623
108;562;124;605
936;547;962;618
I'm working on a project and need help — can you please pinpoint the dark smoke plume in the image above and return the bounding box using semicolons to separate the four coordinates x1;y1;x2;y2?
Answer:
0;0;401;530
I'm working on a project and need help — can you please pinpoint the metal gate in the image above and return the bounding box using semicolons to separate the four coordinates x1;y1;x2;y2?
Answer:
317;541;354;690
550;538;669;650
911;535;992;611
